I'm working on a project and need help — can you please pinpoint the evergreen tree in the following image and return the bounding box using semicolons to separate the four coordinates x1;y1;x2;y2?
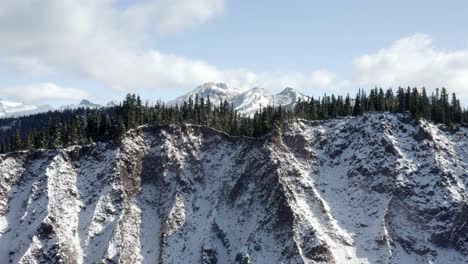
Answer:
353;90;362;116
13;129;22;151
0;87;466;155
49;118;63;148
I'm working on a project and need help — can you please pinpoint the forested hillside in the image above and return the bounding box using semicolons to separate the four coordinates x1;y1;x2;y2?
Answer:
0;87;466;154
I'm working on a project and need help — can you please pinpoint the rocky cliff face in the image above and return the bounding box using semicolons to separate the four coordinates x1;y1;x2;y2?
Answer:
0;113;466;263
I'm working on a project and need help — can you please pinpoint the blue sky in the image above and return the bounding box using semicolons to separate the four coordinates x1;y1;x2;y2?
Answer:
0;0;467;106
159;1;468;70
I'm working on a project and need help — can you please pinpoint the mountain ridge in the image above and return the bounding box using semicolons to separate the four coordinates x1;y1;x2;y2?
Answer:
0;82;309;118
0;113;466;263
169;82;309;116
0;100;53;118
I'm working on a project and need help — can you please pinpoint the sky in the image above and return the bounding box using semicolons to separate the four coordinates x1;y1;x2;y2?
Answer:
0;0;468;107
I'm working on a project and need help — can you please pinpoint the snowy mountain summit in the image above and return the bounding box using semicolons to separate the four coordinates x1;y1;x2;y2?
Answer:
170;82;309;116
0;113;466;263
79;99;101;108
169;82;240;106
275;87;308;105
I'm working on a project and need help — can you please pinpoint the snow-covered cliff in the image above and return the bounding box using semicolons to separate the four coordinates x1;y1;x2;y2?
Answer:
0;113;466;263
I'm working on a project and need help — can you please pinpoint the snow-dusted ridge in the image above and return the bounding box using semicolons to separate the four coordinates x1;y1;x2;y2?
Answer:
0;113;467;263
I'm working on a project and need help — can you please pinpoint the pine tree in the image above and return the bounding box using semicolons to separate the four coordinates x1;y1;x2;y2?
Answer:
440;88;450;124
13;129;22;151
112;117;127;143
377;88;385;112
49;118;63;148
410;88;420;117
24;131;35;150
353;90;362;116
99;113;112;140
420;88;430;119
36;131;49;149
67;119;79;146
344;94;352;116
385;88;395;112
451;93;462;123
397;87;406;112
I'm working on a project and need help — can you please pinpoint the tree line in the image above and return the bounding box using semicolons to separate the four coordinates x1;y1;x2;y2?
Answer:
294;87;466;125
0;87;467;154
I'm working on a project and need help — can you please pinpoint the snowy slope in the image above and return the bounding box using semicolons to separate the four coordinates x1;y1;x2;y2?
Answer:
0;100;53;118
0;113;467;263
232;87;309;116
232;87;274;116
273;87;309;106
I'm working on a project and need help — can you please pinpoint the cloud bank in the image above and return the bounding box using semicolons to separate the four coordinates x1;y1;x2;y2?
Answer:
0;0;339;96
0;83;90;103
0;1;467;102
354;34;468;98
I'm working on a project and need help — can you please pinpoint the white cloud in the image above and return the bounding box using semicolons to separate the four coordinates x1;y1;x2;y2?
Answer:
222;69;344;93
354;34;468;99
0;0;230;91
125;0;225;34
8;57;56;76
0;83;90;102
0;0;345;96
2;2;466;102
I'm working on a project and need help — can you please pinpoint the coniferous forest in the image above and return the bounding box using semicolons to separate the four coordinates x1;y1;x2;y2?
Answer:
0;87;467;154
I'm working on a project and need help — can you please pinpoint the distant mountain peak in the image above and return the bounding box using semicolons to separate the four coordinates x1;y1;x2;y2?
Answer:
248;87;269;92
79;99;92;105
279;87;296;94
59;99;101;111
106;101;118;107
79;99;101;108
0;100;52;118
198;82;230;90
170;83;309;116
168;82;239;106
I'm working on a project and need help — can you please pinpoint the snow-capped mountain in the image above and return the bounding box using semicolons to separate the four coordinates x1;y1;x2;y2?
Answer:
79;99;101;108
59;99;102;110
170;82;309;116
169;82;240;106
106;101;118;107
1;82;309;119
0;99;105;119
0;113;466;263
233;87;309;116
274;87;309;106
0;100;52;118
231;87;274;116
